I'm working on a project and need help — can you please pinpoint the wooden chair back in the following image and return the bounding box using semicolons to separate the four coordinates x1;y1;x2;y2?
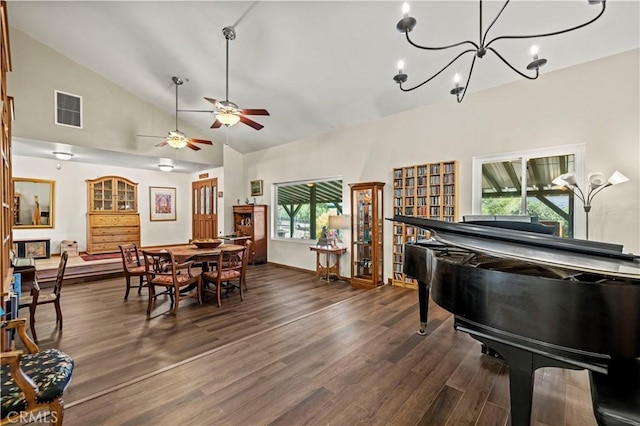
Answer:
141;250;202;316
119;243;146;300
201;246;247;307
18;251;68;343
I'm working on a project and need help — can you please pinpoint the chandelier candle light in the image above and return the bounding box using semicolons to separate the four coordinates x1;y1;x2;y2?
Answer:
393;1;607;103
552;170;628;240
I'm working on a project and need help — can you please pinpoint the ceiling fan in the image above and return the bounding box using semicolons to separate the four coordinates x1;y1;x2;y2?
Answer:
137;76;214;151
180;26;269;131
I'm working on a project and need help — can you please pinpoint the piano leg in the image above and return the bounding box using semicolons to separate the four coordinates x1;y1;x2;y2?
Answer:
417;280;430;335
467;335;535;426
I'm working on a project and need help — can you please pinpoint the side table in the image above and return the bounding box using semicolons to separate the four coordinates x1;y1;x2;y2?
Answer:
310;246;347;282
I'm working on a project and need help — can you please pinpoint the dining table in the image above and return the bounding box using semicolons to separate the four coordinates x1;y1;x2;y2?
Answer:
148;243;246;270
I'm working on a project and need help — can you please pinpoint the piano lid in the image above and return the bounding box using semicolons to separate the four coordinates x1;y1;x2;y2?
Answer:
392;215;640;279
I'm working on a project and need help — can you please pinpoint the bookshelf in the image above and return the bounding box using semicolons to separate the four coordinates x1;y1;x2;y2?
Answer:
392;161;458;289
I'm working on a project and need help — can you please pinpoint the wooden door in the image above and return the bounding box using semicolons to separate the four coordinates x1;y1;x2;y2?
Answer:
192;178;218;241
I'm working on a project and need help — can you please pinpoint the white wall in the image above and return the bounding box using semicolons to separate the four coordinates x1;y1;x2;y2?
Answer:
13;156;196;254
244;49;640;278
8;28;223;167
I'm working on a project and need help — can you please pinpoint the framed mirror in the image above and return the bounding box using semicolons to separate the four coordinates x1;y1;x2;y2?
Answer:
13;178;55;229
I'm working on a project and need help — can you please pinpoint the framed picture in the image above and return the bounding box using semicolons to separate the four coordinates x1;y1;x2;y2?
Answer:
25;241;46;258
250;179;263;197
150;186;177;221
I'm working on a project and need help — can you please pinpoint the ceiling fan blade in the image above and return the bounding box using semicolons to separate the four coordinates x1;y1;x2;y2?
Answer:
204;97;223;109
137;134;165;139
186;142;202;151
155;141;169;147
211;119;223;129
241;108;270;116
239;115;264;130
188;138;213;145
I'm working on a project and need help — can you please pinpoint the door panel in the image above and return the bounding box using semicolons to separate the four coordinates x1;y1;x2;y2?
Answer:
192;178;218;241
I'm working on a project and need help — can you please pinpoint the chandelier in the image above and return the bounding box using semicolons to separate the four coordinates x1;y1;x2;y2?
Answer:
393;1;607;103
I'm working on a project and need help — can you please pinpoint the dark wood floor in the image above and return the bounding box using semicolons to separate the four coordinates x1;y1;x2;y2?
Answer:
24;264;597;425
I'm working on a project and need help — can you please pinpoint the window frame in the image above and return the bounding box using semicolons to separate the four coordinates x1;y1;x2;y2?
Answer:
472;144;586;238
272;176;343;242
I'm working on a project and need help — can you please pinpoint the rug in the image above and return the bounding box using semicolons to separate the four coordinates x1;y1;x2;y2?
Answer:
80;252;122;262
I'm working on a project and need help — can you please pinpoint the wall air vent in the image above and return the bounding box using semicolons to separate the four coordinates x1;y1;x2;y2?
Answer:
54;90;82;128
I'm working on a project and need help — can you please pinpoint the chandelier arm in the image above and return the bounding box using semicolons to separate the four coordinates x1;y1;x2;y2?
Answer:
405;31;479;51
398;49;476;92
485;1;606;50
481;0;511;46
455;55;478;104
487;47;539;80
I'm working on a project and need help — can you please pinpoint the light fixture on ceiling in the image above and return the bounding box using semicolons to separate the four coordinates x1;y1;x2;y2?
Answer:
53;151;73;161
393;1;606;103
157;164;174;172
165;130;188;149
552;170;628;239
216;112;241;126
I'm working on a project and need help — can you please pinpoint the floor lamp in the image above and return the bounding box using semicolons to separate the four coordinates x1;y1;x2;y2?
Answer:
552;171;629;240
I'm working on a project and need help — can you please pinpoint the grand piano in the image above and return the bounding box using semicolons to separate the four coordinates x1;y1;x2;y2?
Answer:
393;215;640;426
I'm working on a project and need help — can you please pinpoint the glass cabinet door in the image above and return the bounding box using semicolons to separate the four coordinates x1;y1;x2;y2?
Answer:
349;182;385;289
87;176;138;213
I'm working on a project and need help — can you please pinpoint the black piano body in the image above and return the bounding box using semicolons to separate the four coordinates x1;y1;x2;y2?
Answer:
394;215;640;426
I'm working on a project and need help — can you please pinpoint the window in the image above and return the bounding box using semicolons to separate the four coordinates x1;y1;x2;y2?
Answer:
274;178;343;240
55;90;82;128
472;145;585;238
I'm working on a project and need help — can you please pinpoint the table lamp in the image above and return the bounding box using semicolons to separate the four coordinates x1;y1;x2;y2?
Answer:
328;215;350;248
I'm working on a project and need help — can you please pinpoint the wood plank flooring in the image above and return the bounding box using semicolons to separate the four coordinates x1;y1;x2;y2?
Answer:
21;264;597;425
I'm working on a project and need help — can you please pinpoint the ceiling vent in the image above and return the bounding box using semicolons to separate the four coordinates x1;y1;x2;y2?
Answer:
54;90;82;128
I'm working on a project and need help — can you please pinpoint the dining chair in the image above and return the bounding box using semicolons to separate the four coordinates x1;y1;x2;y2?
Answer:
201;246;248;307
18;251;68;343
119;243;147;300
241;240;253;291
141;250;202;317
0;318;75;426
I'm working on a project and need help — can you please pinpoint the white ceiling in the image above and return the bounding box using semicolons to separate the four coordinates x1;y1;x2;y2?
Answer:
7;1;640;171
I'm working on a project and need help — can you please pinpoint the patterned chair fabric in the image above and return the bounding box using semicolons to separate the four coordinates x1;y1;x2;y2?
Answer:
0;319;74;426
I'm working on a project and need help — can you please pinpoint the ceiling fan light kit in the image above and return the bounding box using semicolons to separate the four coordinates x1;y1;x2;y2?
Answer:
394;0;606;103
217;112;241;126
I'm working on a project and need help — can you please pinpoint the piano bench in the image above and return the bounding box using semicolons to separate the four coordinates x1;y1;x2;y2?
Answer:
589;358;640;426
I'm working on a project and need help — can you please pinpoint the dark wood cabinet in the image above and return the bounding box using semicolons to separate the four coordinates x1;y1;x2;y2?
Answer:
233;204;267;264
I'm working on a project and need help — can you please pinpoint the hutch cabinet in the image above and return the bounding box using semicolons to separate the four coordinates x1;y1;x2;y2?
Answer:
233;204;267;264
349;182;385;289
86;176;140;254
391;160;458;288
1;0;12;337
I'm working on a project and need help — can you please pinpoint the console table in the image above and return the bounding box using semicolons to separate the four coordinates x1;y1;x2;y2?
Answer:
310;246;347;282
13;238;51;259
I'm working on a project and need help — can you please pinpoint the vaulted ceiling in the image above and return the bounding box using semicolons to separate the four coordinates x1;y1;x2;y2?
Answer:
7;1;640;171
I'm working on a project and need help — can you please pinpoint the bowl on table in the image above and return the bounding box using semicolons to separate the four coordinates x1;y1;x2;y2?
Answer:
191;239;223;249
